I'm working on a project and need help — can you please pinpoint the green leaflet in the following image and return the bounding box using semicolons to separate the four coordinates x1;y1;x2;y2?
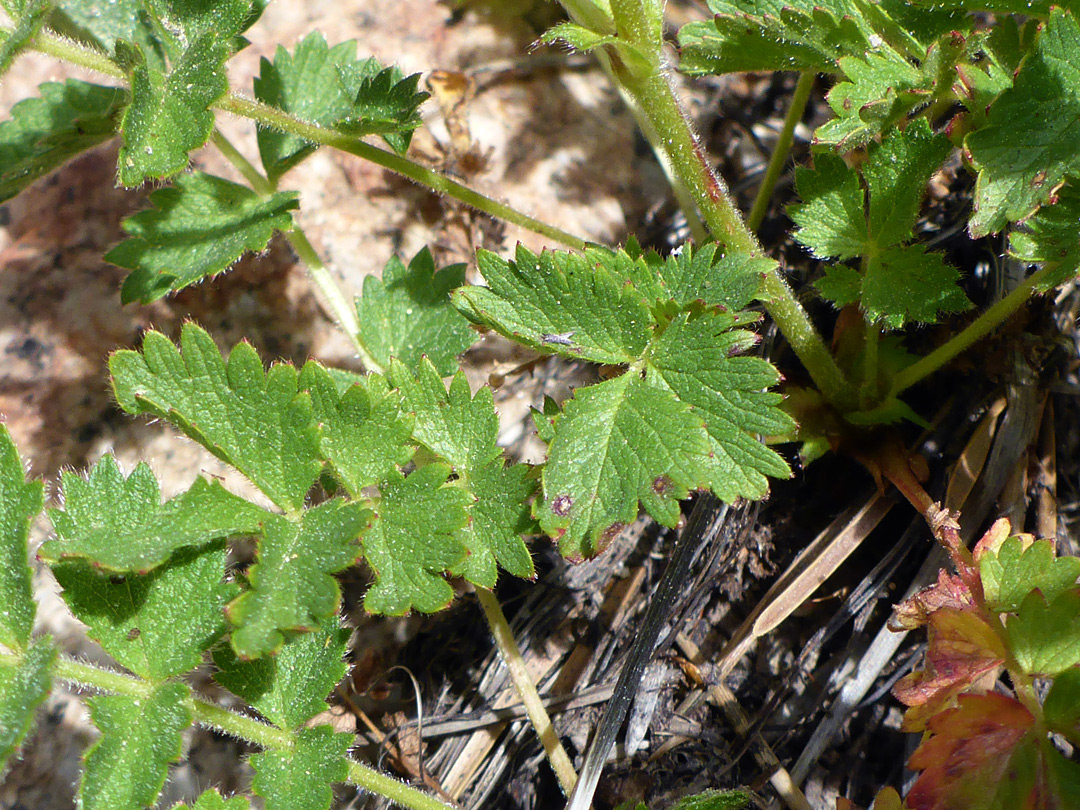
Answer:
227;501;371;659
0;637;55;775
1007;589;1080;676
359;464;470;615
41;455;265;572
356;248;477;376
1010;182;1080;290
648;312;794;502
0;0;50;79
678;0;875;74
53;544;238;682
174;789;252;810
335;60;428;154
968;8;1080;236
106;171;299;304
116;1;257;185
0;425;43;652
110;324;323;514
791;122;970;327
253;31;427;179
250;726;350;810
0;80;125;203
539;370;713;558
980;535;1080;614
79;682;192;810
213;613;350;729
1044;667;1080;739
389;358;537;585
455;245;653;365
299;362;414;498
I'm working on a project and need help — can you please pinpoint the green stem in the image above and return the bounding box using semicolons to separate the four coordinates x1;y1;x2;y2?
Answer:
860;319;881;407
475;588;579;796
588;27;857;408
12;26;127;79
210;129;383;373
43;655;453;810
215;95;587;250
889;264;1056;397
746;71;814;232
210;129;273;196
616;67;757;255
287;226;385;373
761;272;857;409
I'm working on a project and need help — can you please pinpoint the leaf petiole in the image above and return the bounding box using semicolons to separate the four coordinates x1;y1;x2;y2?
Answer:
13;653;456;810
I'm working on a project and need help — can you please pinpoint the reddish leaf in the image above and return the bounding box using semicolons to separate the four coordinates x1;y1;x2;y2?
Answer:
894;608;1005;731
906;693;1034;810
891;570;975;631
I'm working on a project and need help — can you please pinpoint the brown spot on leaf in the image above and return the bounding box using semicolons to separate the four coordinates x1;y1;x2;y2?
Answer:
653;475;673;496
1032;170;1047;188
551;494;572;516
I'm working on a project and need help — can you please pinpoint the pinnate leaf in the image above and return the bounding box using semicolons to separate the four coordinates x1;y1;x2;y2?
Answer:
0;80;125;203
52;544;238;681
41;456;265;571
967;8;1080;236
792;122;968;327
250;726;350;810
227;501;371;659
390;358;536;585
107;172;298;304
116;0;257;185
978;534;1080;613
299;362;414;497
1010;182;1080;290
539;370;712;558
253;31;426;177
454;245;653;365
80;682;192;810
0;425;43;652
359;464;469;614
1007;588;1080;676
110;324;323;514
174;789;251;810
356;248;476;376
0;636;55;774
213;613;349;729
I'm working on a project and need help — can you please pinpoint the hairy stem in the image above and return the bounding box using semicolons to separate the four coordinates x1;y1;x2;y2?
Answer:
210;129;383;372
0;24;587;250
40;655;454;810
215;95;588;249
890;264;1057;397
475;588;579;796
747;71;814;232
593;33;856;407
